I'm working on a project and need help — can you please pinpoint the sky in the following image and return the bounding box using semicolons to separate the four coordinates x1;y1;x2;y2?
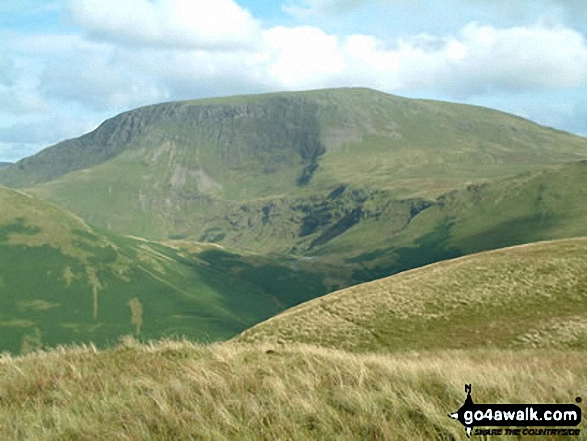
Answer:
2;0;587;162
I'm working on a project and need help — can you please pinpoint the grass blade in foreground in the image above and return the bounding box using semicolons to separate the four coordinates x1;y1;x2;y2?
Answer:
0;341;585;440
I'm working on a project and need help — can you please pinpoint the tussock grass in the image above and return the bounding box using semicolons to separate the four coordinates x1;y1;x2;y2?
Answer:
0;340;585;440
237;238;587;352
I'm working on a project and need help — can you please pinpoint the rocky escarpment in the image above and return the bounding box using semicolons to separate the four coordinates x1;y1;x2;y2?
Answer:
196;186;434;253
0;95;326;188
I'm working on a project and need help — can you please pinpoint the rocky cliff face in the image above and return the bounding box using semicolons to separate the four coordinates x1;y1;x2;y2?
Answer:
194;187;434;253
0;95;326;189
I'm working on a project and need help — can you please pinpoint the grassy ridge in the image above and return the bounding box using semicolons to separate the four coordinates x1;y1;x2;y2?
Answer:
6;160;587;355
0;340;584;440
237;238;587;352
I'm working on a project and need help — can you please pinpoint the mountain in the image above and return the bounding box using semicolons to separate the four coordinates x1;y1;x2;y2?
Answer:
9;161;587;352
2;87;586;439
2;87;587;245
187;159;587;288
236;238;587;352
0;162;11;168
3;88;587;354
0;186;338;355
314;159;587;282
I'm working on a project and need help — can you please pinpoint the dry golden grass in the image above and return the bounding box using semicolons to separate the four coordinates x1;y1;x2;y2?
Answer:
0;339;585;440
236;238;587;352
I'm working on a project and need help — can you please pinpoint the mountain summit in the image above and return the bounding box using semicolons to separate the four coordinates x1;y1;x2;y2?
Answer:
2;87;587;246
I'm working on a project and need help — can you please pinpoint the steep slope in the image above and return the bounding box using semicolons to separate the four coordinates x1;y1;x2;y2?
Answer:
0;186;334;355
2;88;587;243
311;159;587;282
236;238;587;352
182;159;587;287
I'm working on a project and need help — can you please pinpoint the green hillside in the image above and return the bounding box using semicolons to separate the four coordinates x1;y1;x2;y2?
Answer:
180;159;587;288
3;88;587;356
3;88;587;244
0;186;337;355
236;238;587;352
300;159;587;283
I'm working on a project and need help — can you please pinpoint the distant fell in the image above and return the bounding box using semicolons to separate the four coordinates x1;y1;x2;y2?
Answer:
2;88;587;243
315;159;587;268
3;87;587;196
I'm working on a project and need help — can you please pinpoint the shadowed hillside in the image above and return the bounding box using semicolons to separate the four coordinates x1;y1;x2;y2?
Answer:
3;88;587;360
306;160;587;283
0;186;336;355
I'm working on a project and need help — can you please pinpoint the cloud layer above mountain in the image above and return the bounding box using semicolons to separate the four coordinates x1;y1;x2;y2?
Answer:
1;0;587;160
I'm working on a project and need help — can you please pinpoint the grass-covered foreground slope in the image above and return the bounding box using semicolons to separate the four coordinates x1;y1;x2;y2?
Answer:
237;238;587;352
0;340;584;440
4;88;587;242
0;186;335;355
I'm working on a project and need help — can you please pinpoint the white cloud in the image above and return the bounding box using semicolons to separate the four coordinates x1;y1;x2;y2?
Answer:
0;89;47;115
69;0;261;51
4;2;587;162
7;20;587;111
9;32;166;112
0;48;49;116
262;26;346;87
282;0;587;20
265;22;587;97
282;0;376;18
121;47;275;99
0;117;95;145
40;55;169;112
440;23;587;96
238;22;587;100
58;2;587;101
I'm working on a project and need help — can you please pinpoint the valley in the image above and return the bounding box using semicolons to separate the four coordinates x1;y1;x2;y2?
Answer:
237;238;587;352
2;88;587;354
0;186;338;354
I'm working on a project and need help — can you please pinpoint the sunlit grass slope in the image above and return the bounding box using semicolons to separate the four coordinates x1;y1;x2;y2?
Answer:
0;186;325;355
237;238;587;352
0;340;584;440
4;88;587;242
